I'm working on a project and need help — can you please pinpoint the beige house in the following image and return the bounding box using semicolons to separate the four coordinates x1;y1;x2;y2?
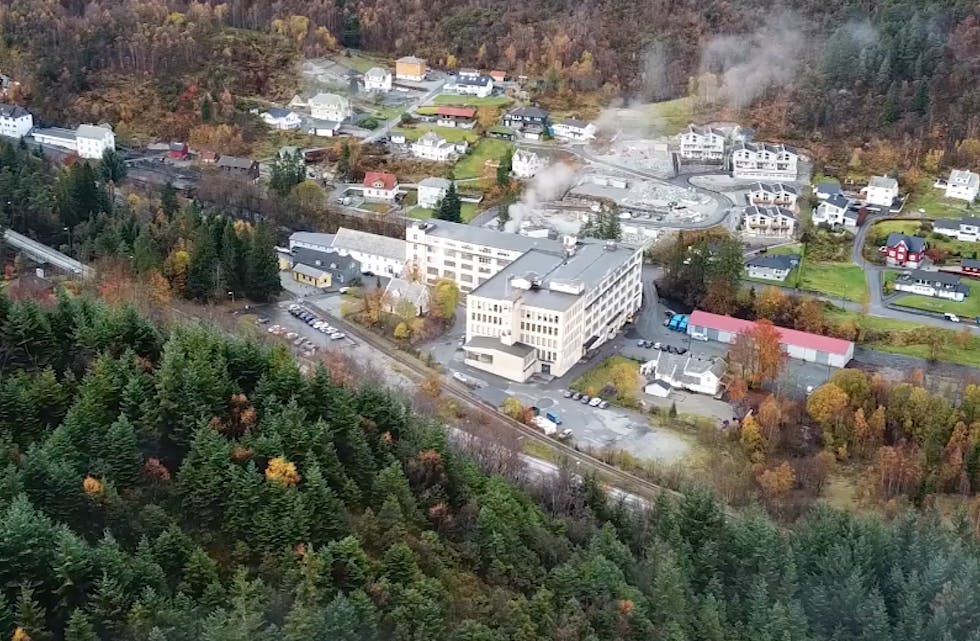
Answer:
396;56;427;81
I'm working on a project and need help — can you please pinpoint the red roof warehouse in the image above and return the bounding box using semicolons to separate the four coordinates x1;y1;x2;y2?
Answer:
687;310;854;367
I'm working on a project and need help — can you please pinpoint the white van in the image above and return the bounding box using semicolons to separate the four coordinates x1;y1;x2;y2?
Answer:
944;313;961;323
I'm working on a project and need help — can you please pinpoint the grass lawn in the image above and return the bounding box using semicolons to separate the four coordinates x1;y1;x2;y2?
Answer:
644;97;697;136
433;94;513;107
454;138;513;180
569;355;642;406
392;125;480;143
335;50;387;74
361;202;393;214
407;203;478;222
907;178;977;218
868;219;980;262
893;278;980;318
769;243;804;256
798;262;867;302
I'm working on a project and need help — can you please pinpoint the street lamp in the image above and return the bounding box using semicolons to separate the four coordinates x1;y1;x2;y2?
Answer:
227;290;235;303
63;226;73;256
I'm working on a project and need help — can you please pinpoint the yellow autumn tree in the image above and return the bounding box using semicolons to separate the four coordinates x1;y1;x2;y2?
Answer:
740;415;765;463
12;627;31;641
82;476;104;497
266;456;301;486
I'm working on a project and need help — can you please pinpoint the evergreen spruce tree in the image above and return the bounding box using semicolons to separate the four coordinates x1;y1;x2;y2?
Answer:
336;142;353;182
15;584;49;641
220;220;244;296
269;151;305;198
99;149;127;184
65;609;100;641
496;150;513;187
186;223;220;300
302;461;350;545
99;416;143;489
200;96;213;122
437;179;462;223
161;182;179;219
245;223;281;303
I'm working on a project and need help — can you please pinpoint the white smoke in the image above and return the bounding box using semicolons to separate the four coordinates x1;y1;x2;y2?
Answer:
699;13;806;108
503;161;576;233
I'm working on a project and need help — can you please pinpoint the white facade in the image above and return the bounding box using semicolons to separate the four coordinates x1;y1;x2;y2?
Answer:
812;194;854;227
0;104;32;139
309;93;352;122
512;149;546;178
364;67;393;92
454;70;494;97
640;353;723;396
411;132;455;162
946;170;980;202
933;217;980;242
261;109;302;130
748;183;798;209
679;125;726;161
308;120;340;137
417;177;451;209
405;219;557;292
862;175;899;207
741;206;796;238
362;172;399;201
552;118;596;141
731;142;798;180
463;241;643;381
893;272;967;302
75;124;115;159
332;227;406;276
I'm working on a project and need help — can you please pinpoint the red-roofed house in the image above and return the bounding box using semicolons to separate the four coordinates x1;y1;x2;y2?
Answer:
489;70;507;83
436;106;477;129
687;310;854;367
362;171;399;201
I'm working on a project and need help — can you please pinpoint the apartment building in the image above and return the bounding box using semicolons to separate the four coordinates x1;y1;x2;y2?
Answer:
678;125;727;162
463;238;643;381
405;219;562;292
0;103;33;139
731;142;798;181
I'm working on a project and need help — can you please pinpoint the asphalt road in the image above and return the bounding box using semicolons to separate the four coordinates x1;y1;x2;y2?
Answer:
362;79;447;144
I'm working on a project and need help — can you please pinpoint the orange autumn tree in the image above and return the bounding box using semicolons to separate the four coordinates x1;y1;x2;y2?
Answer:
265;456;301;486
727;320;787;389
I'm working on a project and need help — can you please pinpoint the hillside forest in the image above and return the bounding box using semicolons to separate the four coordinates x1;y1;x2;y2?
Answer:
0;290;978;641
2;1;980;162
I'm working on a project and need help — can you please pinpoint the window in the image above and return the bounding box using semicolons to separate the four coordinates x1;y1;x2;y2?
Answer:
461;274;473;283
479;256;491;264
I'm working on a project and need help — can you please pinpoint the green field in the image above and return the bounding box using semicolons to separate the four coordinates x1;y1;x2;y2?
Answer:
907;178;976;218
893;278;980;318
768;243;804;256
432;94;513;107
644;97;697;136
798;262;867;302
453;138;513;179
335;50;387;73
392;125;480;143
407;203;478;222
569;355;641;406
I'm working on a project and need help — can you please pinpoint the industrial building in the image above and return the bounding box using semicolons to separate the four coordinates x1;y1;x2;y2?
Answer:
686;310;854;368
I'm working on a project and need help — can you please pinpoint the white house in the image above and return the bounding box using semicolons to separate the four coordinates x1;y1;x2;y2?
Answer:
814;182;842;200
893;270;968;302
679;125;726;162
945;169;980;202
364;67;393;92
747;182;798;209
75;124;116;159
745;253;800;281
307;119;341;137
261;107;302;130
512;149;546;178
741;205;796;238
932;217;980;242
417;176;451;209
411;131;455;162
552;118;596;141
731;142;798;180
309;93;352;122
362;171;399;201
640;352;725;396
331;227;407;277
0;104;32;139
861;175;899;208
384;277;430;315
812;194;854;227
454;69;494;98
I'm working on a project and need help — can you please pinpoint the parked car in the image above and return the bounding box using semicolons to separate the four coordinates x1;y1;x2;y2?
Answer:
572;392;582;400
545;411;562;425
580;395;591;404
558;428;573;440
330;332;346;340
653;342;662;349
589;397;602;407
637;340;646;347
676;347;688;355
945;313;961;323
285;332;298;340
293;337;305;346
664;310;675;317
255;316;270;324
562;390;573;398
452;372;469;384
598;400;610;409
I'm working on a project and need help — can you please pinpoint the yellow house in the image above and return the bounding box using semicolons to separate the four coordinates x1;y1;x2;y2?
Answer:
395;56;427;81
292;263;332;289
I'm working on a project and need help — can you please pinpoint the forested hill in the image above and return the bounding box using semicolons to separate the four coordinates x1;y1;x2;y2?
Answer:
1;291;980;640
3;0;980;153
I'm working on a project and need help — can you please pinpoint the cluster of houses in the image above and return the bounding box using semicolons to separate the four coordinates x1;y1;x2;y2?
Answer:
489;105;595;143
0;102;116;160
262;92;353;138
679;124;799;181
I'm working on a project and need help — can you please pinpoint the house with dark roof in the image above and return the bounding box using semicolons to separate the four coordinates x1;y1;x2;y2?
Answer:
503;106;551;130
453;69;494;97
814;181;842;200
216;156;258;180
894;270;969;302
261;107;301;130
931;217;980;243
962;258;980;276
745;253;801;281
291;246;361;288
731;141;798;180
812;193;856;227
552;117;596;141
640;352;725;396
0;103;32;139
748;182;799;209
882;233;927;268
741;205;796;238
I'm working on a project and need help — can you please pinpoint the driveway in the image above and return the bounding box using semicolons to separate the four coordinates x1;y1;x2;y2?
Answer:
362;79;447;144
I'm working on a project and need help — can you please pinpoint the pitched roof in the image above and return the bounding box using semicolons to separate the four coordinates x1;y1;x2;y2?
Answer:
437;106;477;119
265;107;294;119
825;193;851;210
332;227;406;261
689;310;854;356
742;205;796;220
456;73;492;87
292;246;360;274
963;258;980;269
216;155;255;170
412;219;562;253
419;176;451;190
886;232;926;253
292;263;330;279
362;171;398;191
746;254;800;270
32;127;76;142
0;103;29;119
906;269;962;286
868;175;898;190
76;123;112;140
559;117;591;129
397;56;426;64
815;181;842;194
309;93;348;107
934;218;960;230
365;66;390;78
950;169;980;188
751;182;800;196
508;106;550;119
384;277;429;306
290;231;335;248
417;131;447;145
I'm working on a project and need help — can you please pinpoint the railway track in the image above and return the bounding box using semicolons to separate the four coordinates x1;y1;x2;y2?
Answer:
304;300;683;505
